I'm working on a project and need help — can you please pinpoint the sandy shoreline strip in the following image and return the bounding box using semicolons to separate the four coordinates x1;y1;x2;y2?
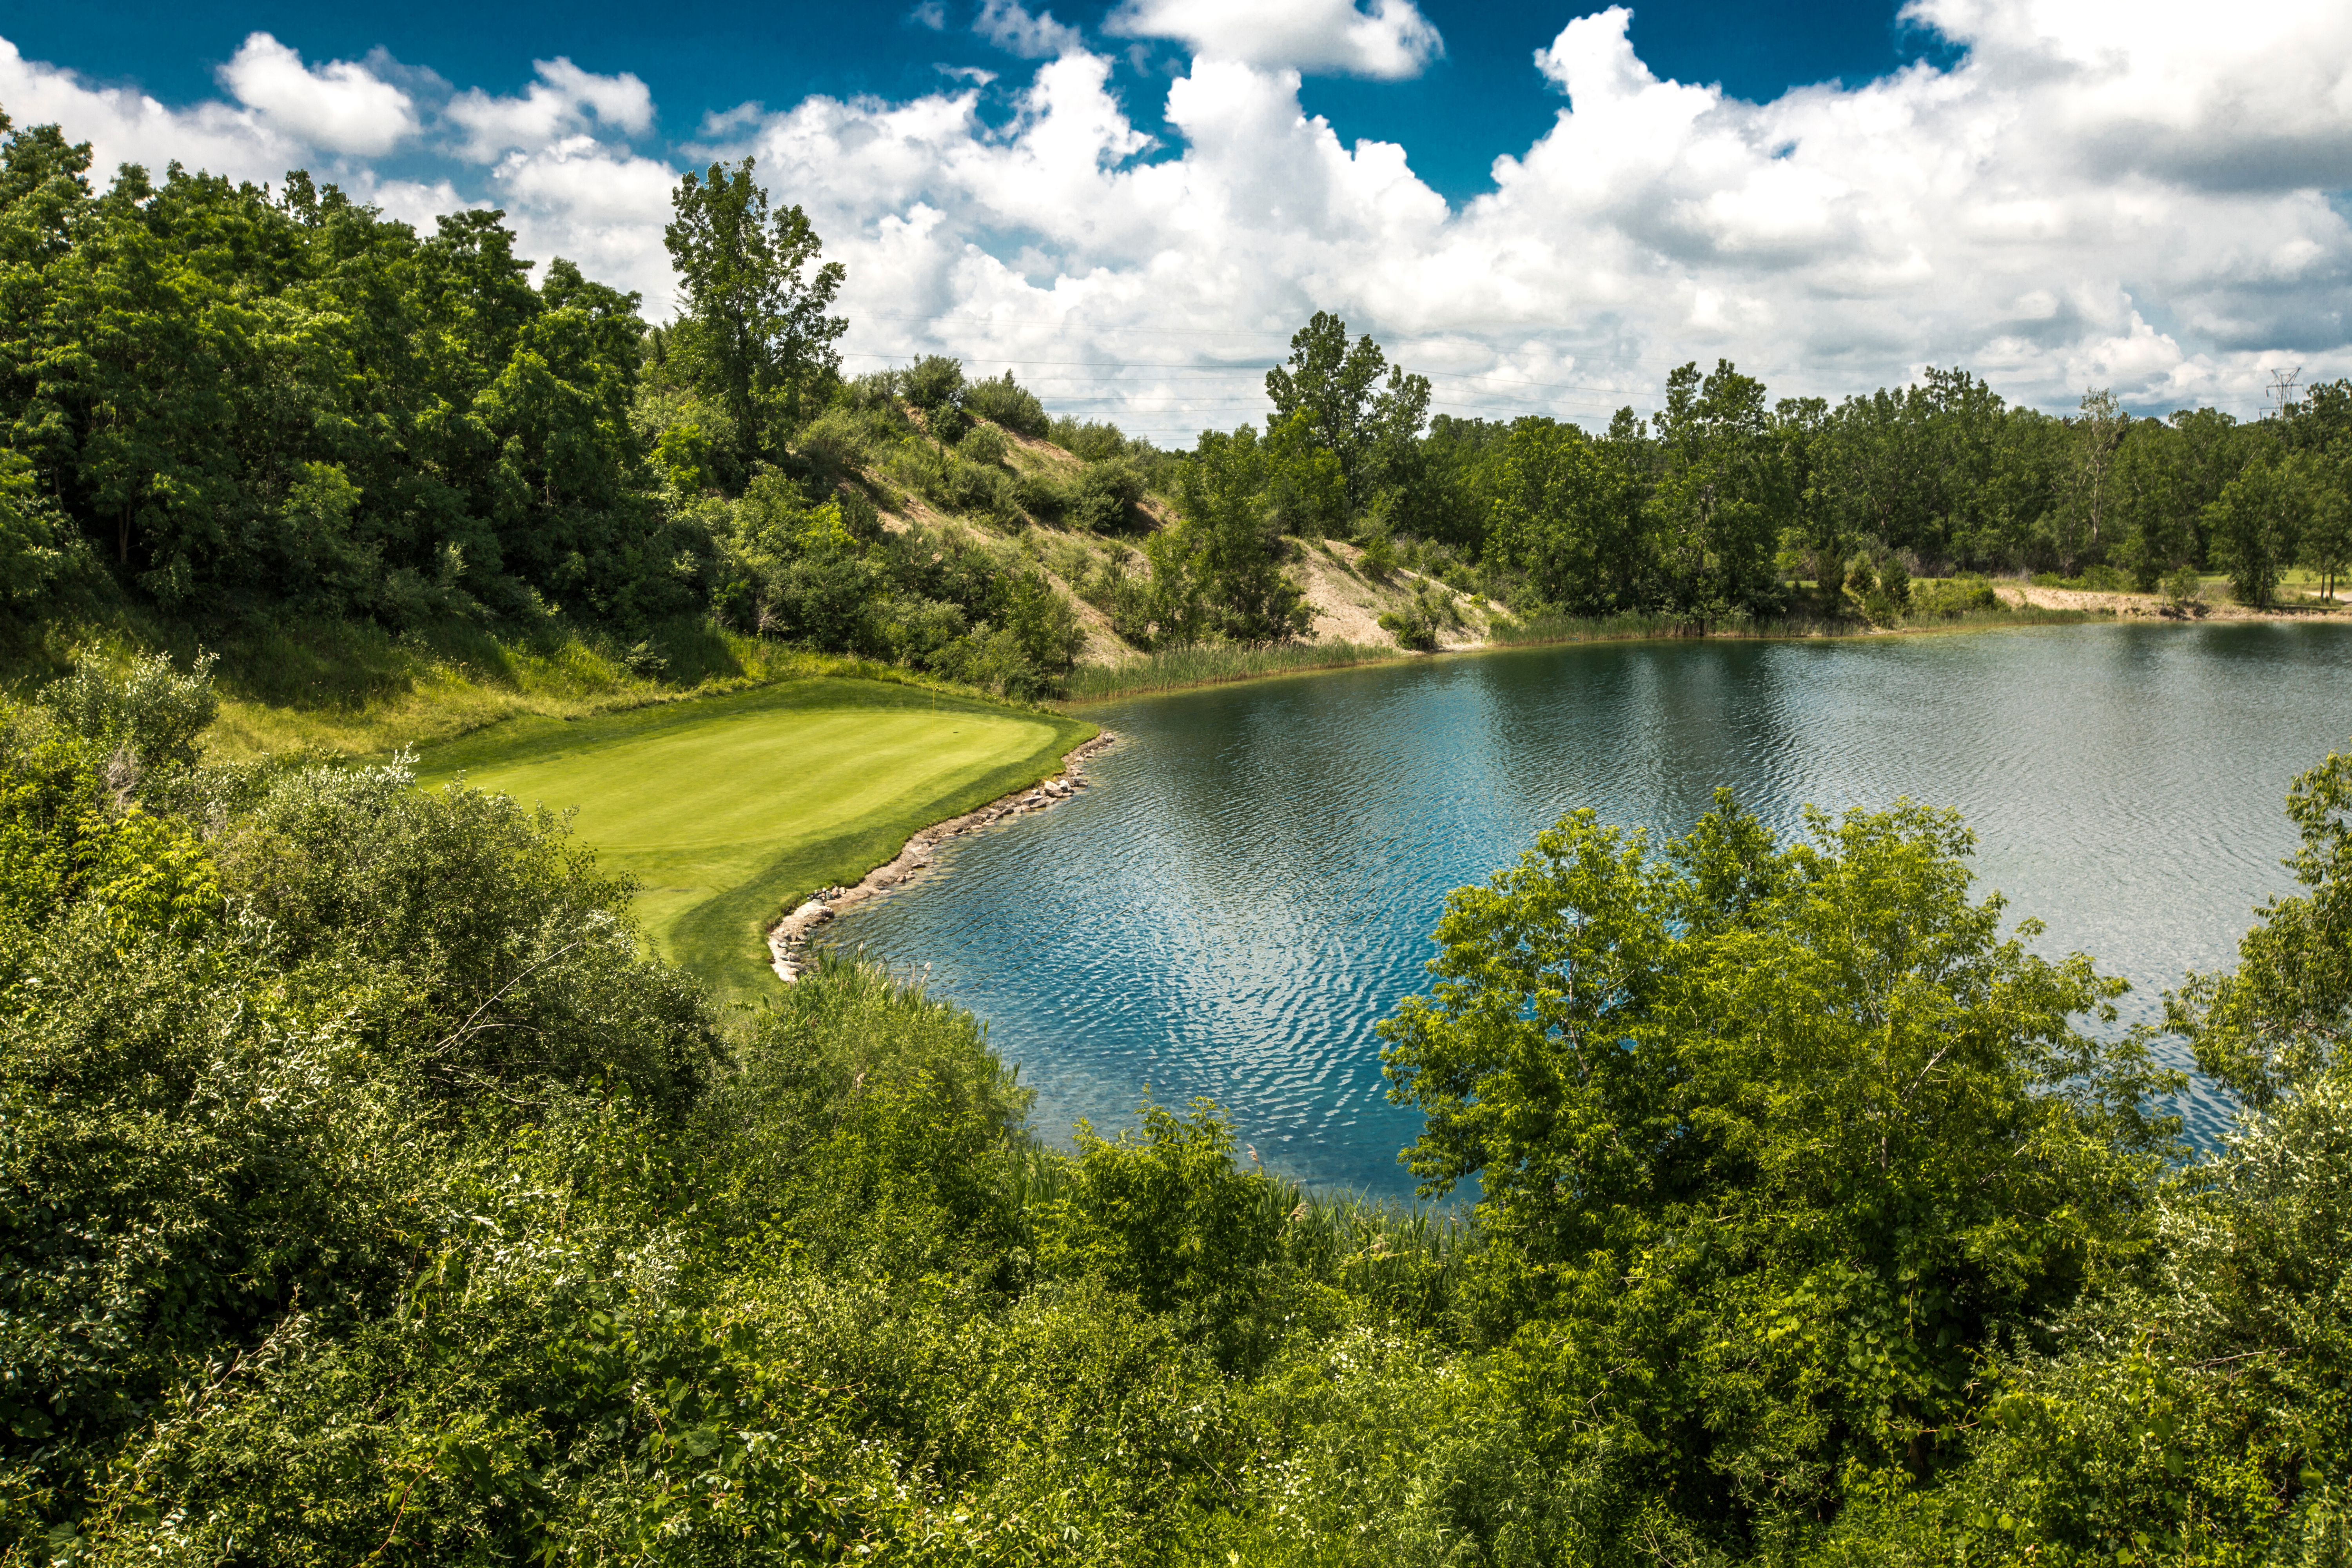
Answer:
766;729;1119;983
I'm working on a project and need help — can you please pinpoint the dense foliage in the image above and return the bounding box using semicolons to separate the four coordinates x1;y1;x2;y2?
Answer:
1228;328;2352;625
0;114;1101;697
4;648;2349;1564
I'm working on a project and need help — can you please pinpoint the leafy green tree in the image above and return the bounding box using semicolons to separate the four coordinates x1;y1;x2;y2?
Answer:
1483;417;1651;613
2057;387;2129;572
663;158;846;463
0;448;58;598
2302;454;2351;601
1170;425;1311;642
1379;791;2178;1545
1648;360;1791;622
1262;408;1350;538
2205;450;2307;608
1264;312;1430;513
2170;738;2352;1108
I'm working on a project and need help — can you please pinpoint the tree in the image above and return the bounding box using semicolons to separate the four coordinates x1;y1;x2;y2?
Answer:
2204;451;2307;608
2060;387;2129;572
1483;418;1651;613
1379;791;2177;1545
2302;455;2351;602
1169;425;1310;642
2170;738;2352;1108
1263;312;1428;514
1647;360;1791;623
664;158;846;464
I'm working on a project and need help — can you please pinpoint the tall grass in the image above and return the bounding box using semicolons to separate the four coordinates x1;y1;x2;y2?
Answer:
1485;609;1866;646
1911;602;2101;630
1059;639;1401;701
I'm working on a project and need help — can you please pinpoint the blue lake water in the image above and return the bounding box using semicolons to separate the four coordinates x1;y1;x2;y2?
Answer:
826;622;2352;1201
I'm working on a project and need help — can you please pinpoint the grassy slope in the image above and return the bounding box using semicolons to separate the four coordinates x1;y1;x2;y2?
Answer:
412;677;1093;1009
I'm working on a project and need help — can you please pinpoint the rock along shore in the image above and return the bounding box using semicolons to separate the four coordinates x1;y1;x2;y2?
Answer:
766;729;1119;983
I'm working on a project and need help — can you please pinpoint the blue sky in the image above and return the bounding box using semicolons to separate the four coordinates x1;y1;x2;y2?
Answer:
7;0;1940;202
1;0;2345;432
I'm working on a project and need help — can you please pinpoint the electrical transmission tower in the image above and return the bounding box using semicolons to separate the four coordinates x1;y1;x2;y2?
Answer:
2266;365;2303;420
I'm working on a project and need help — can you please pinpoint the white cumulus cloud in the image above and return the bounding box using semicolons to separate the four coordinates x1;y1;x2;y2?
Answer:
218;33;418;156
446;57;655;162
974;0;1089;60
1105;0;1443;80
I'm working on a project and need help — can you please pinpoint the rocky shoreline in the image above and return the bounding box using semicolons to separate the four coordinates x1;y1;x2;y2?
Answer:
766;729;1119;982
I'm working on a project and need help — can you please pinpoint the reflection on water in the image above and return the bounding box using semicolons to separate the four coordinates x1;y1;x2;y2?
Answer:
827;622;2352;1199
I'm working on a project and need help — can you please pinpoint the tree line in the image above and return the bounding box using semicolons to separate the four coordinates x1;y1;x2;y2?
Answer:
1230;317;2352;623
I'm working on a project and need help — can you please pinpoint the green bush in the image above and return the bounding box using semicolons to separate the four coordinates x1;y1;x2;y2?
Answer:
1069;457;1147;534
1378;585;1446;650
1035;1101;1298;1372
1911;575;2001;618
1014;467;1072;523
902;354;965;411
964;370;1049;437
958;423;1009;467
1048;416;1136;463
39;647;218;776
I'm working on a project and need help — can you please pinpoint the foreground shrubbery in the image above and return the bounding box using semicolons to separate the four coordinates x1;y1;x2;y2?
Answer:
5;666;2352;1564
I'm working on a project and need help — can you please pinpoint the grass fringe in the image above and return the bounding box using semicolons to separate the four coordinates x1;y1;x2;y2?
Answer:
1059;640;1401;702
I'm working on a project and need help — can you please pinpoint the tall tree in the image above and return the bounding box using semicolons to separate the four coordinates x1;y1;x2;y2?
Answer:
1170;425;1311;642
2060;387;2129;571
1647;360;1790;623
2205;449;2306;608
664;159;846;464
2303;456;2351;602
1263;312;1429;513
1379;791;2177;1545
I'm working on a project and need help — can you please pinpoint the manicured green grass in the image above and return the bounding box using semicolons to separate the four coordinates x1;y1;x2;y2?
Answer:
412;677;1093;1009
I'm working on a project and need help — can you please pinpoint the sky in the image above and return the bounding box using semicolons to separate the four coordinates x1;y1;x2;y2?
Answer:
2;0;2347;440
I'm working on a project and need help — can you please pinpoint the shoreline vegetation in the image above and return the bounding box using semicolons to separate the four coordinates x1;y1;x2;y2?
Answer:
1054;580;2345;706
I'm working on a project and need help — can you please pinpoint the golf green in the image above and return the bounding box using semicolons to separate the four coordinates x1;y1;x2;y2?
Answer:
411;677;1092;1005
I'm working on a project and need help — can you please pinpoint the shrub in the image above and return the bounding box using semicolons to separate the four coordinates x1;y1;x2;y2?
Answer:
41;648;219;777
1034;1101;1297;1372
1911;575;2001;618
1379;585;1446;651
964;370;1048;437
1879;555;1911;607
1049;416;1134;463
2164;563;2205;612
902;354;965;411
1069;458;1147;534
958;424;1009;468
1014;468;1071;522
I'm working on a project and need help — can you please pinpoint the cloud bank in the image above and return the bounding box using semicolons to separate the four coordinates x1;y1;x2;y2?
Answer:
2;2;2347;435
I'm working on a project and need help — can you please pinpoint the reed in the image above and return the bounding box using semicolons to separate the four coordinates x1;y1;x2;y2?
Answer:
1058;639;1401;701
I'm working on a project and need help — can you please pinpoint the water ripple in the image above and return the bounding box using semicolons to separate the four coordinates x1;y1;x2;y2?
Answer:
828;622;2352;1197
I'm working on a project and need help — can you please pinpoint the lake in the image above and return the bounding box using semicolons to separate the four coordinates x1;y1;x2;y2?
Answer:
826;622;2352;1200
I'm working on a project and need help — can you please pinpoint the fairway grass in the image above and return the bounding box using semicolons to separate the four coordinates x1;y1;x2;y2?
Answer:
412;677;1093;1008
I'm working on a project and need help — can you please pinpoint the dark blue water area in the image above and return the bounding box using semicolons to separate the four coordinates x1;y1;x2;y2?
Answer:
826;622;2352;1201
